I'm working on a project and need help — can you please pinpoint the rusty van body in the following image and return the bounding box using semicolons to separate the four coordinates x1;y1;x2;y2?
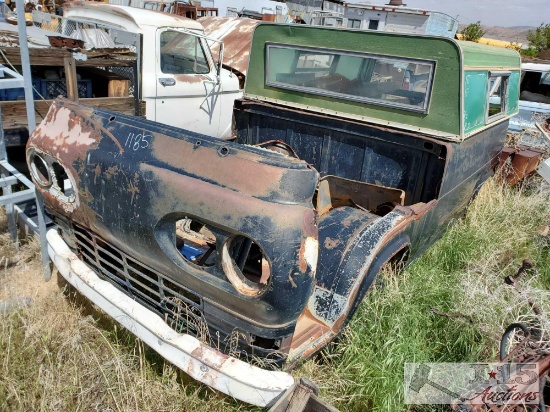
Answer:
27;25;521;407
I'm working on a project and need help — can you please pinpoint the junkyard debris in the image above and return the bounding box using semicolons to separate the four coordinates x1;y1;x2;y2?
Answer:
537;156;550;184
497;147;546;185
268;378;340;412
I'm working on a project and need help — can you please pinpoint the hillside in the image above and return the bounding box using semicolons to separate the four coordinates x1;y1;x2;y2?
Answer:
458;24;535;44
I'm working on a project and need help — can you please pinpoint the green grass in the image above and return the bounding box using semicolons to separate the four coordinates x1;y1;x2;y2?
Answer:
1;177;549;411
296;178;550;411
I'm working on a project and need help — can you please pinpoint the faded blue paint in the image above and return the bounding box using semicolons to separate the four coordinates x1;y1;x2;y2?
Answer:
464;71;488;134
426;12;458;37
508;71;521;115
509;101;550;132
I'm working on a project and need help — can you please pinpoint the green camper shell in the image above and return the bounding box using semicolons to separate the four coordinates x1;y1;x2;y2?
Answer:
244;24;521;142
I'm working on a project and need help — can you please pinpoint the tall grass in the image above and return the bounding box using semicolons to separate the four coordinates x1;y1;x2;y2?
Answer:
0;277;259;411
296;178;550;411
0;177;549;411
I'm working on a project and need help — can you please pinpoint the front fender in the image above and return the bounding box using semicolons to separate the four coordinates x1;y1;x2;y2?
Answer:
344;234;410;322
310;207;413;331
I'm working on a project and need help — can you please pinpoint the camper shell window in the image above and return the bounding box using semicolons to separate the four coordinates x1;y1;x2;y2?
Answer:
487;72;510;123
348;19;361;29
265;43;436;113
368;20;380;30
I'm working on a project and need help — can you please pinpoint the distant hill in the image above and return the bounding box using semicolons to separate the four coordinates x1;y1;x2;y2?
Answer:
509;26;537;31
458;25;536;45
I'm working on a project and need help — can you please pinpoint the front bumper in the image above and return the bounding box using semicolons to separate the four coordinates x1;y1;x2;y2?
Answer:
46;229;294;407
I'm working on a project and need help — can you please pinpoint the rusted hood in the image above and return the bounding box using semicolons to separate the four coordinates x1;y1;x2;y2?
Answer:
199;16;258;77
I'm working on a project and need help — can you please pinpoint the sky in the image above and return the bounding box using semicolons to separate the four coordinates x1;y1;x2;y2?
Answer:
368;0;550;27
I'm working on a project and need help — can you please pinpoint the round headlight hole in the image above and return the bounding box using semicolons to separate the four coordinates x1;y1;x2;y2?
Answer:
30;153;52;187
222;235;270;297
51;161;75;199
175;218;217;268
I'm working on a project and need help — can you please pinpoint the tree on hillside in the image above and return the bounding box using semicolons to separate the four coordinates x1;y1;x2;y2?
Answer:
461;22;485;42
527;23;550;52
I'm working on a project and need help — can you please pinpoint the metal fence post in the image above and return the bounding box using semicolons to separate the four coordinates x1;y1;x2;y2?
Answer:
16;0;36;133
16;0;51;280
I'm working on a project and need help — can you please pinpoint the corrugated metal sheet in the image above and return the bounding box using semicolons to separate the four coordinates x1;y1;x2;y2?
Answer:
199;16;258;77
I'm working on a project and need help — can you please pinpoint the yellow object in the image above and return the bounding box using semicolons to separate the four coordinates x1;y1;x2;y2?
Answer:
456;34;522;50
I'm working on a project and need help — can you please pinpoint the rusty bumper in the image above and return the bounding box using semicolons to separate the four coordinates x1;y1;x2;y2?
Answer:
46;228;294;407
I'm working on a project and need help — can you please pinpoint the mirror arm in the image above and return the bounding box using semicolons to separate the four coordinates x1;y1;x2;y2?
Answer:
216;43;225;85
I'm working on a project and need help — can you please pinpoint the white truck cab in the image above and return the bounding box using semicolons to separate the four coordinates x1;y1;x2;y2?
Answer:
63;3;242;138
509;61;550;133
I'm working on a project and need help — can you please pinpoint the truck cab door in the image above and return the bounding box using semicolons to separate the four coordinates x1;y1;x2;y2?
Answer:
155;28;223;137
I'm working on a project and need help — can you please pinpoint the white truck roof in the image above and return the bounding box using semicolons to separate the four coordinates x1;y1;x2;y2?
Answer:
522;62;550;73
64;2;204;33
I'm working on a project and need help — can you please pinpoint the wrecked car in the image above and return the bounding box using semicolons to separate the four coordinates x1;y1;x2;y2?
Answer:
509;60;550;133
26;24;521;407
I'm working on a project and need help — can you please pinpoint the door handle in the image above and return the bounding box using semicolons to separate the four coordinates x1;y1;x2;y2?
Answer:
159;78;176;87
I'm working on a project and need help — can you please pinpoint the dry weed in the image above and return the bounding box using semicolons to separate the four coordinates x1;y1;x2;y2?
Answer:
0;209;258;411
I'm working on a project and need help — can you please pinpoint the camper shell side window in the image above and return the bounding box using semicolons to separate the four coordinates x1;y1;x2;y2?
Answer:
265;43;436;114
487;72;510;123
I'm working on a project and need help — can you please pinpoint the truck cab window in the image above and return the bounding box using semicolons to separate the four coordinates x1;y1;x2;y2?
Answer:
160;31;210;75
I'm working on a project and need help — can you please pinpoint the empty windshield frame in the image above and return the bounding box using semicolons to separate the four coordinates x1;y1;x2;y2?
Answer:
265;43;436;114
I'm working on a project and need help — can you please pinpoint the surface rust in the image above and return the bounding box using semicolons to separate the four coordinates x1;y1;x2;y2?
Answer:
497;146;545;185
28;99;319;368
28;50;507;371
200;16;258;78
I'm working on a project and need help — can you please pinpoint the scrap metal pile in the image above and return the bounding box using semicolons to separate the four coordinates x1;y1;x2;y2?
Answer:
498;114;550;186
454;260;550;411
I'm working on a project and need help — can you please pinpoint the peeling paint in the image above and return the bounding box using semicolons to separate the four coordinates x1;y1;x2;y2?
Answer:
28;18;510;380
28;99;318;372
303;237;318;275
323;237;340;250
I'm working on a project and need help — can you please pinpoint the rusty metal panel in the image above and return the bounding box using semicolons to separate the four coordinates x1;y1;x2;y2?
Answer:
316;175;405;216
497;147;515;170
510;149;544;184
200;16;258;77
27;98;319;367
234;100;447;206
47;228;295;407
28;91;508;376
497;146;545;185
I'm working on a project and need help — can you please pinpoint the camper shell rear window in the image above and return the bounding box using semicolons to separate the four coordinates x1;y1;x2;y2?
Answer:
265;43;436;113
